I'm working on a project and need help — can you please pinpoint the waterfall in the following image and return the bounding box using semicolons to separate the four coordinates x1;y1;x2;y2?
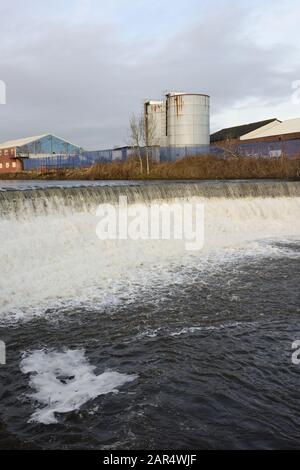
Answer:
0;181;299;322
0;181;300;219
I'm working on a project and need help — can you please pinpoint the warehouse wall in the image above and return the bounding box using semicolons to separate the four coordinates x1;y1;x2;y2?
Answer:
17;135;81;157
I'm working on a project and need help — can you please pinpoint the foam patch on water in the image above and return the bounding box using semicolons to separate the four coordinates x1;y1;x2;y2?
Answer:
169;321;258;337
131;321;258;341
20;349;137;425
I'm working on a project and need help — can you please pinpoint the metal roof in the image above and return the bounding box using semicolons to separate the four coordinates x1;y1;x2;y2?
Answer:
0;134;48;150
0;133;81;150
240;120;281;140
167;92;210;98
145;100;164;105
210;119;279;143
241;118;300;139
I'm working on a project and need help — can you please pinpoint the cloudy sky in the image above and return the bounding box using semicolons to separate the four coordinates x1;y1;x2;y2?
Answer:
0;0;300;149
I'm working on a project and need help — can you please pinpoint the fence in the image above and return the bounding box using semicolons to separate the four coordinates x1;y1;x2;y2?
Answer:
236;139;300;159
21;140;300;171
159;145;224;161
22;151;114;171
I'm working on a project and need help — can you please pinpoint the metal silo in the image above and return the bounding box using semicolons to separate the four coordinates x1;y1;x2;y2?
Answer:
144;100;167;147
166;92;210;147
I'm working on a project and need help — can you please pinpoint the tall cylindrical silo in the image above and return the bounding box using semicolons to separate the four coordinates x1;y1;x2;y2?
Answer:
166;92;210;147
144;100;167;147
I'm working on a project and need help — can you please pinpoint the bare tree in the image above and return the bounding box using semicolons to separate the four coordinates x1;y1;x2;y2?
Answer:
128;113;144;175
142;113;159;175
219;138;240;159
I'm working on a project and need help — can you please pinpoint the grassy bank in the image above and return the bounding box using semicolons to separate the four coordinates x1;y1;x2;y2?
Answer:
1;155;300;180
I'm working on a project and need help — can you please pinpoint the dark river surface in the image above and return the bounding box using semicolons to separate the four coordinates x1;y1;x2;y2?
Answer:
0;180;299;450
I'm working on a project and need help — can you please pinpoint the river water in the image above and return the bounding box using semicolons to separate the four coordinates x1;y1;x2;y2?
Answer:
0;180;299;449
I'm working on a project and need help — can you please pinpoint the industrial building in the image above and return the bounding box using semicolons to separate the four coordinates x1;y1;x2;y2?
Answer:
210;119;281;146
1;100;299;174
240;117;300;143
210;117;300;159
0;134;82;173
144;92;210;148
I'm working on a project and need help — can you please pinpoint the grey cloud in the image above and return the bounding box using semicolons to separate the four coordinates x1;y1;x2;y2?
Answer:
0;1;299;149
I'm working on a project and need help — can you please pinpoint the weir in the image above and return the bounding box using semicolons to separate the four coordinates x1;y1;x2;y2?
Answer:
1;180;300;320
0;181;300;219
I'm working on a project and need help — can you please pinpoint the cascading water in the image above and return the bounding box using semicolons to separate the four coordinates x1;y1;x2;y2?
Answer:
0;180;300;449
1;181;299;320
1;180;300;218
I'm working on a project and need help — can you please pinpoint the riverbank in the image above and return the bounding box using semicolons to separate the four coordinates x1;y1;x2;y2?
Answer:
1;155;300;180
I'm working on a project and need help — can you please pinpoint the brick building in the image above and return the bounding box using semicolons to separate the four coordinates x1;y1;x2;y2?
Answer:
0;134;82;173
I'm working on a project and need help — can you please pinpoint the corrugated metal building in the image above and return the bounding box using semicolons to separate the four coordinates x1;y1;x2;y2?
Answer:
241;118;300;142
0;134;82;173
210;119;280;147
210;117;300;158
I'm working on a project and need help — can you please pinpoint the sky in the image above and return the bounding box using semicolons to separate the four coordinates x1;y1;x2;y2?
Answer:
0;0;300;149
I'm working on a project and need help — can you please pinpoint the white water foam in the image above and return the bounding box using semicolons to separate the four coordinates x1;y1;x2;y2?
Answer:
20;349;137;425
168;321;258;337
131;321;259;342
1;196;300;322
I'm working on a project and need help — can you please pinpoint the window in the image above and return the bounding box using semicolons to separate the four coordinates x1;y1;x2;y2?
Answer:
11;149;14;155
4;150;8;156
6;163;10;168
12;162;16;168
0;151;2;156
0;163;2;169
